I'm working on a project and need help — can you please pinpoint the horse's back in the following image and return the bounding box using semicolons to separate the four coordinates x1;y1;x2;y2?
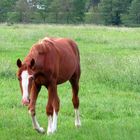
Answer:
52;38;80;60
51;38;80;83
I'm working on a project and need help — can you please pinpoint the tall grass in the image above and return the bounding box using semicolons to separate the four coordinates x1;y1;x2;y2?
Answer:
0;24;140;140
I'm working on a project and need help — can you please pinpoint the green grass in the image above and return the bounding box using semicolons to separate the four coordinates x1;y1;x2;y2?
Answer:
0;24;140;140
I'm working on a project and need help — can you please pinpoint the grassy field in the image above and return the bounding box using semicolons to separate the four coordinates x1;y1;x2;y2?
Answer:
0;24;140;140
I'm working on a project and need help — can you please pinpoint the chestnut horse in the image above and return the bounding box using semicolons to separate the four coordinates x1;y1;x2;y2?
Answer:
16;37;81;134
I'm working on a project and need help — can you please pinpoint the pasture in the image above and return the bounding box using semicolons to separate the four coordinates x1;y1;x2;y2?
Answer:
0;24;140;140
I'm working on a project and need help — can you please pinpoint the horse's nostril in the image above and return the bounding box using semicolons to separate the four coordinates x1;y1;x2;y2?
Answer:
22;98;29;106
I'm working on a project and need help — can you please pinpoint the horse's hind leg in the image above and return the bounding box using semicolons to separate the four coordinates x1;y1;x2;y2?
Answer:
70;73;81;127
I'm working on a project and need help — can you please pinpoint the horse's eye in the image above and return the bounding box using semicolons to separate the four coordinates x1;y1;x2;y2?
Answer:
29;76;34;81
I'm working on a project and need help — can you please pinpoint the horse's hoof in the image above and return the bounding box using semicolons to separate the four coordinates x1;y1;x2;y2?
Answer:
75;121;81;128
47;131;52;135
75;124;81;128
47;129;56;135
35;127;45;134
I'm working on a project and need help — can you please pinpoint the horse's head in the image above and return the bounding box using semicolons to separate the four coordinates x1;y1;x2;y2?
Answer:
16;58;35;106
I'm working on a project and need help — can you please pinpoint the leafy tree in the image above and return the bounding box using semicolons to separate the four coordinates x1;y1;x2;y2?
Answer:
72;0;86;22
34;0;52;22
85;0;100;10
112;0;132;25
0;0;16;22
47;0;86;23
15;0;31;22
99;0;132;25
47;0;61;23
128;0;140;25
90;0;100;7
99;0;113;25
1;0;139;26
59;0;73;23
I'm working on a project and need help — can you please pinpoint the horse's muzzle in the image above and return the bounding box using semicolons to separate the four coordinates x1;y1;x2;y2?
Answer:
22;98;30;106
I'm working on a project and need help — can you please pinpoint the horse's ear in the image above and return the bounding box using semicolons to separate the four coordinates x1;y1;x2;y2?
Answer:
30;58;35;69
17;59;22;68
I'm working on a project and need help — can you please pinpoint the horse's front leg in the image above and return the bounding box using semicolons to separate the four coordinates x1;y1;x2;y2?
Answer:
28;84;45;134
46;83;60;135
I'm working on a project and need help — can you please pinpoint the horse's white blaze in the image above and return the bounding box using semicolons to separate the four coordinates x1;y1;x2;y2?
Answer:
21;70;29;100
75;109;81;127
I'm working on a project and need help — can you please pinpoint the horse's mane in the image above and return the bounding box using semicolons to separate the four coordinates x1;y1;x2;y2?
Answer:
23;37;54;64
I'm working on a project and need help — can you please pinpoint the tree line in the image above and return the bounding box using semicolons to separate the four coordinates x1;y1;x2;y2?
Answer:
0;0;140;26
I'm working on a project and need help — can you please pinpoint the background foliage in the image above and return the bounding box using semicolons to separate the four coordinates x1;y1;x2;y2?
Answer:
0;0;140;26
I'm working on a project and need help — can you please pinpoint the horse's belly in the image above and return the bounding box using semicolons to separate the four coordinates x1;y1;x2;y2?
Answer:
57;73;73;84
